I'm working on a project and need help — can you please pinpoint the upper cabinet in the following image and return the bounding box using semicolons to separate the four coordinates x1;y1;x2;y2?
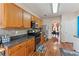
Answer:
23;11;32;28
38;19;43;28
0;3;43;29
32;16;43;28
0;4;4;28
0;4;23;28
32;16;37;22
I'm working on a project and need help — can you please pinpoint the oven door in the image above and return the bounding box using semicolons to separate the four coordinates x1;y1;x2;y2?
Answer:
35;36;40;45
0;38;2;44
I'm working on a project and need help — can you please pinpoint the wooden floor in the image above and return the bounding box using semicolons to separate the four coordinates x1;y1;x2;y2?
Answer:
32;52;45;56
33;37;61;56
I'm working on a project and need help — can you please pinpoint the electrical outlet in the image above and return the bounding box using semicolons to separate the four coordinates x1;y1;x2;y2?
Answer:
16;31;18;34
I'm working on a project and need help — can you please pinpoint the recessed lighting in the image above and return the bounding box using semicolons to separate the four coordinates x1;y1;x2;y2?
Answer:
52;3;58;13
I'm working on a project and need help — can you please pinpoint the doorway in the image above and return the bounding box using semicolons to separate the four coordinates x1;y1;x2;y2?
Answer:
52;20;60;44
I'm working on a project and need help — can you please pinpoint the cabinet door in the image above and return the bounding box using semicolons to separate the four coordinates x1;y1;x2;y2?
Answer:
25;40;29;56
4;4;23;28
11;47;25;56
17;47;26;56
26;47;29;56
0;4;4;28
37;19;40;28
7;41;26;56
27;46;34;56
39;19;43;28
40;20;43;28
32;16;36;21
26;38;35;56
23;11;31;28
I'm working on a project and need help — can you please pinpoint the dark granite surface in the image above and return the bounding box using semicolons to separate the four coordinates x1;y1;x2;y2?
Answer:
3;34;34;48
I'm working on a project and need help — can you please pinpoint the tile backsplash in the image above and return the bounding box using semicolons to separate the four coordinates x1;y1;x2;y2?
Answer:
0;29;28;36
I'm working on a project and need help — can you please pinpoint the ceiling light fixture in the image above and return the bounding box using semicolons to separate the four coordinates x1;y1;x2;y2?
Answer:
52;3;58;13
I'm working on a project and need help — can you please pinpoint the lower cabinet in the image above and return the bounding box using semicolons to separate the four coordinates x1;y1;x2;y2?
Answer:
26;37;35;56
28;46;33;55
10;47;26;56
25;47;29;56
6;41;26;56
5;37;35;56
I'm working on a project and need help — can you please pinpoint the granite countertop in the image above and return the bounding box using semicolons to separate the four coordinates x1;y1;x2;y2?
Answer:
2;34;34;48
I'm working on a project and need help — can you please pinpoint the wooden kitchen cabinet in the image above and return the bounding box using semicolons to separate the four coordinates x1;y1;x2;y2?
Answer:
25;37;35;56
37;19;43;28
0;3;43;28
23;11;32;28
6;41;26;56
0;3;23;28
32;16;39;24
32;16;43;28
39;19;43;28
5;37;35;56
10;46;26;56
32;16;37;21
0;4;4;28
4;4;23;28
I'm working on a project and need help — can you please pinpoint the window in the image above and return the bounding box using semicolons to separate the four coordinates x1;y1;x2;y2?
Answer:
77;16;79;36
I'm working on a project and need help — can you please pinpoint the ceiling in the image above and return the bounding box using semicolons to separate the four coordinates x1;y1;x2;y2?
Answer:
16;3;79;19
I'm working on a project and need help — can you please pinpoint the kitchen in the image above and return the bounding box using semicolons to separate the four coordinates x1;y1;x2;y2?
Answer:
0;3;46;56
0;3;79;56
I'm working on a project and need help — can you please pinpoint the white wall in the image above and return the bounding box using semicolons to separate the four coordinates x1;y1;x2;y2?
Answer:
43;17;61;39
43;12;79;51
61;13;77;42
61;12;79;51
